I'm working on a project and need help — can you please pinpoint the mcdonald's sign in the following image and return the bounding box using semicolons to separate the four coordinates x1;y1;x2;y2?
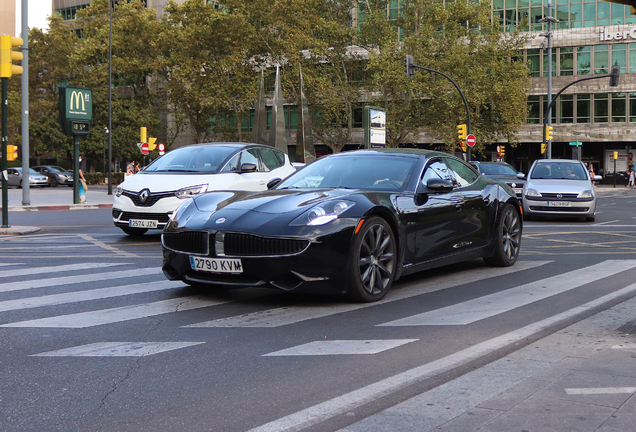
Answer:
59;85;92;136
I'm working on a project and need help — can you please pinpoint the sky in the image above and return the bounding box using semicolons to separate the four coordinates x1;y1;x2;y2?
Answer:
15;0;53;35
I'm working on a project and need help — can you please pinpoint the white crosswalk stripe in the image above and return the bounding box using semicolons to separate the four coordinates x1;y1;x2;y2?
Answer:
184;261;551;328
32;342;205;357
0;263;123;278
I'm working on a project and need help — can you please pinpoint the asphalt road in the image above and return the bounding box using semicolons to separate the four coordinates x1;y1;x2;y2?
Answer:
2;189;636;432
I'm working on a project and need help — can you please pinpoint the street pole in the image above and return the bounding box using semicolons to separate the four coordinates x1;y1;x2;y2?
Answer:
103;127;108;183
107;0;113;195
20;0;30;206
2;78;9;228
73;136;79;204
539;2;557;159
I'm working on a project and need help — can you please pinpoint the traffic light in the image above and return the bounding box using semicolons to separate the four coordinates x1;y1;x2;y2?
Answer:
0;35;23;78
457;124;467;141
6;144;18;161
541;143;547;154
500;145;506;157
459;141;466;152
545;125;554;141
610;65;620;87
148;137;157;151
405;55;414;78
140;126;147;144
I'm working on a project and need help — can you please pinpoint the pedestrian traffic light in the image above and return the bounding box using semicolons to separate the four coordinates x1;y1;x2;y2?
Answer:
140;126;147;144
459;141;466;152
457;124;467;141
541;143;547;154
6;144;18;161
545;125;554;141
0;35;23;78
405;55;414;78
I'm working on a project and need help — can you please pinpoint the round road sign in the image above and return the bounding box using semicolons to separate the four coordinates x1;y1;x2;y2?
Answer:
141;142;149;155
465;134;476;147
158;143;165;155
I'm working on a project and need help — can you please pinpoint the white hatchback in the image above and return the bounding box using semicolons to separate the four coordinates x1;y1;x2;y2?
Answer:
113;143;296;235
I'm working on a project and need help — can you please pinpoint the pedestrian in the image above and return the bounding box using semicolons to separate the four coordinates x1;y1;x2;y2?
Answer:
629;167;635;187
78;156;88;203
629;152;634;171
588;163;596;187
134;161;141;173
126;160;135;177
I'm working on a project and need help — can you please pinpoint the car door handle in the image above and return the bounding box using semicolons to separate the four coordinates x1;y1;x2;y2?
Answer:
483;196;490;206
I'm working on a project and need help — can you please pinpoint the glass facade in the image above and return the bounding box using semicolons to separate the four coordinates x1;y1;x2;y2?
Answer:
527;92;636;124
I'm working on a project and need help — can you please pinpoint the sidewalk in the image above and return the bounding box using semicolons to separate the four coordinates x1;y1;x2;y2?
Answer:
0;184;113;235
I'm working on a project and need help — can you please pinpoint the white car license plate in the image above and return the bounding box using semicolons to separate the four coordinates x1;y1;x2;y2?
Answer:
547;201;571;207
129;219;158;228
189;256;243;274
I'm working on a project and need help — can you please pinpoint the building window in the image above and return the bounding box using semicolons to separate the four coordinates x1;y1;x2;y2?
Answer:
527;95;541;124
612;93;626;122
560;47;574;76
629;93;636;122
560;95;574;123
612;44;627;73
577;94;591;123
594;93;608;122
594;45;608;74
543;51;557;76
577;46;591;75
527;49;541;77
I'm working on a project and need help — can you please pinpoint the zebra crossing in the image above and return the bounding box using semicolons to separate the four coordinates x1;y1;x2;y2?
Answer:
2;259;636;360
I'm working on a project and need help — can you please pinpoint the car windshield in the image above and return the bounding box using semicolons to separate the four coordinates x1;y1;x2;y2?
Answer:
143;145;237;173
530;162;587;180
277;155;418;191
479;163;517;176
49;166;67;173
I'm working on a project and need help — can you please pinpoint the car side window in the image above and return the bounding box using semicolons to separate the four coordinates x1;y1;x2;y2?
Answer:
444;158;479;187
241;149;261;171
258;148;283;171
220;154;240;173
421;160;455;187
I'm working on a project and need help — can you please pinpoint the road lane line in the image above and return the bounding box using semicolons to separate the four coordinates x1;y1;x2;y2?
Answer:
0;267;163;293
0;280;185;313
565;387;636;395
78;234;138;257
379;260;636;326
0;263;123;278
247;282;636;432
184;261;550;328
0;296;231;328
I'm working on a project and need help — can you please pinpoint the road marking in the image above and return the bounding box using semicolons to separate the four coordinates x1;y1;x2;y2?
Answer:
247;282;636;432
78;233;138;257
0;296;230;328
594;220;621;225
379;260;636;326
0;263;123;278
184;261;550;328
565;387;636;395
0;280;185;313
0;267;163;293
31;342;204;357
264;340;418;356
0;263;20;267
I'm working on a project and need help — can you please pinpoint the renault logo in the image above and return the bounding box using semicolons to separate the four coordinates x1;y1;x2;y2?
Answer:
557;193;563;199
139;189;150;203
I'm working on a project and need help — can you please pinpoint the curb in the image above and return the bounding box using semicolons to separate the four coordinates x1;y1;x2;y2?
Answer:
0;226;41;235
2;204;113;212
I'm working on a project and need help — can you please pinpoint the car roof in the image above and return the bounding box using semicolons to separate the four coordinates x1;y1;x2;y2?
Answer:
177;142;277;151
326;148;445;159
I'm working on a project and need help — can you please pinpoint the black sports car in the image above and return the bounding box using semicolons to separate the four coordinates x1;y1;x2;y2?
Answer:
470;161;526;198
162;149;522;302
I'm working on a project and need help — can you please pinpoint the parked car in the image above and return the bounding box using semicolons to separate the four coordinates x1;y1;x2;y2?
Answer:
32;165;74;187
522;159;601;222
162;149;522;302
471;161;525;198
113;143;296;236
7;167;49;188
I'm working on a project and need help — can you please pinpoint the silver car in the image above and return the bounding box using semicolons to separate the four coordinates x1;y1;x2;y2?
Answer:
7;167;49;188
523;159;601;222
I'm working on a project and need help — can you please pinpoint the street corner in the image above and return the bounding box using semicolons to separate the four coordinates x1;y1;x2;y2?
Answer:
0;225;41;235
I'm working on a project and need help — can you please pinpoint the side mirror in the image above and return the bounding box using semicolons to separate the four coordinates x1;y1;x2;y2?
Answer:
267;178;282;189
517;172;525;179
240;163;257;173
426;178;454;193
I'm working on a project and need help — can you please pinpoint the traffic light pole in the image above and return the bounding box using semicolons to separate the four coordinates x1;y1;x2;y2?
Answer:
2;77;9;228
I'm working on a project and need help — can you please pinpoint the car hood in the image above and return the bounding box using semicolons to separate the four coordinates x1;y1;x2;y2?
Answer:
526;179;593;193
120;172;221;193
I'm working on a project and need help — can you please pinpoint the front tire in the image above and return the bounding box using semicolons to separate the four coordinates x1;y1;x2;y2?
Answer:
120;227;149;236
484;204;521;267
347;217;397;302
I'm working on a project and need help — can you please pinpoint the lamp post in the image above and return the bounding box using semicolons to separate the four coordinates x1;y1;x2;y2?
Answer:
103;127;108;183
107;0;114;194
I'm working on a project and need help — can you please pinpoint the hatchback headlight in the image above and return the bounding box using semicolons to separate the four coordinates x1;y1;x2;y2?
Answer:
290;200;355;226
115;185;123;197
525;188;542;198
175;184;208;199
577;190;594;199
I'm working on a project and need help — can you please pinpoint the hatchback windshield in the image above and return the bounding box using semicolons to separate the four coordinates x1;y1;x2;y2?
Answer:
143;145;237;173
530;162;588;180
480;163;517;176
278;155;418;191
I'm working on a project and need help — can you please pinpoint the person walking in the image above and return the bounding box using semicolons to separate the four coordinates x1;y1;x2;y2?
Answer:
629;167;635;187
126;160;135;177
588;163;596;187
78;156;88;203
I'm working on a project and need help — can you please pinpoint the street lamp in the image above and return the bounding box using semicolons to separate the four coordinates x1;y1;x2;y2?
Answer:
107;0;114;194
103;127;108;183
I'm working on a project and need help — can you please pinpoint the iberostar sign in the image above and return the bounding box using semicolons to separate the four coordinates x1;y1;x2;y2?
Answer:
59;86;92;136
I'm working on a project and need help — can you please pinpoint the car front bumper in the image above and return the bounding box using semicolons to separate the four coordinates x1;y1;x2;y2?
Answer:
112;192;182;230
523;197;595;216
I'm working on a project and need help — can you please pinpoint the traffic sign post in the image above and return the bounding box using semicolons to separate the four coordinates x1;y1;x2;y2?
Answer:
158;143;165;155
466;134;476;147
140;143;149;155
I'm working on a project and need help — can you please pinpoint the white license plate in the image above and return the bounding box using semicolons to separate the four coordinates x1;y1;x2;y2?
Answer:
547;201;571;207
129;219;158;228
513;188;523;194
189;256;243;274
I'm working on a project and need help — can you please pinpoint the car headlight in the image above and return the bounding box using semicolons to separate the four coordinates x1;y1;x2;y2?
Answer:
115;185;123;197
169;198;194;222
578;190;594;199
525;188;542;198
175;184;208;199
290;200;355;226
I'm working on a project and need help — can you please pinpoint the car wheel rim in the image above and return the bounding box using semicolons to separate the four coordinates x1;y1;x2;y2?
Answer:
502;209;521;261
358;224;395;296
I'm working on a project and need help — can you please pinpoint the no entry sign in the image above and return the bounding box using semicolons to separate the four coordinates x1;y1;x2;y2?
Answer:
465;134;476;147
141;142;149;155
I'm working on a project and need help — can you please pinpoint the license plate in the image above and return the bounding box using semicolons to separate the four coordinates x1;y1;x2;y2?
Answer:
513;188;523;194
189;256;243;274
129;219;158;228
547;201;571;207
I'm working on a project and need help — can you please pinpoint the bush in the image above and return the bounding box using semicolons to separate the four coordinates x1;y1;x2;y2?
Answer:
83;172;125;185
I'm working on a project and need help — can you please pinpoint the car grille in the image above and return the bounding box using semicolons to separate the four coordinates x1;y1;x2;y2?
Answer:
122;190;175;207
525;193;586;201
528;206;590;213
162;231;209;255
221;233;310;257
116;211;171;224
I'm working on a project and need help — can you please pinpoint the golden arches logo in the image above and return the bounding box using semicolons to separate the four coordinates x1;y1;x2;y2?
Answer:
70;91;86;112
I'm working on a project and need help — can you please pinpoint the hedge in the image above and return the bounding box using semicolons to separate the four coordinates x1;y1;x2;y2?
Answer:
84;172;125;185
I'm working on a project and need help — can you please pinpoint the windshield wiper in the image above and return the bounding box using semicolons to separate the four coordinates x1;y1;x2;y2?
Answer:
158;169;199;172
